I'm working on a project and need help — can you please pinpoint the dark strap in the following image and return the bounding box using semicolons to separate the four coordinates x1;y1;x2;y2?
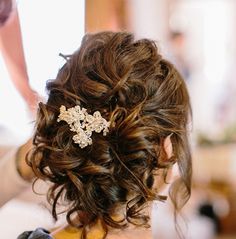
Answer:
17;228;53;239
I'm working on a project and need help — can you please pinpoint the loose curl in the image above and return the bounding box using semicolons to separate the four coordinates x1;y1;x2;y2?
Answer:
28;31;192;239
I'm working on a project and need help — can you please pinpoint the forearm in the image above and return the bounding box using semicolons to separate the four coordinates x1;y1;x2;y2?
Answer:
0;148;30;207
0;7;32;100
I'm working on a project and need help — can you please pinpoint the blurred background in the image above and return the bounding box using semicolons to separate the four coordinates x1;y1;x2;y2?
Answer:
0;0;236;238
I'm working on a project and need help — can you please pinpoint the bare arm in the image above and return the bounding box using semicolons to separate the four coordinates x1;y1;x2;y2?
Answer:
0;140;33;207
0;7;39;112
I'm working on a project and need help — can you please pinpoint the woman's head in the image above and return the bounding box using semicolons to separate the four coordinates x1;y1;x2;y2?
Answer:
29;31;192;237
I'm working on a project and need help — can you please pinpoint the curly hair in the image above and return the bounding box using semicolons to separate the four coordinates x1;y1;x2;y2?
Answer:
29;31;192;239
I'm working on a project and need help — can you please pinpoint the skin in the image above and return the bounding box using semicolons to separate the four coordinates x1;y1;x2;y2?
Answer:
164;134;173;159
16;138;34;181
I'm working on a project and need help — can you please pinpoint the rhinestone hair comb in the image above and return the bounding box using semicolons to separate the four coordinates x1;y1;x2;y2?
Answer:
57;105;110;148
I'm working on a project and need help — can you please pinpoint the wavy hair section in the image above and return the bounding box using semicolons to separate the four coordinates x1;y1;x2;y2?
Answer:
28;31;192;239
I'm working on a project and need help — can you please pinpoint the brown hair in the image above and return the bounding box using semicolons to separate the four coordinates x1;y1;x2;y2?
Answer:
29;31;192;238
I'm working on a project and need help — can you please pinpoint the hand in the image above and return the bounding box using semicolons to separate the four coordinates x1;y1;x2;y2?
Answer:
23;89;42;116
16;139;35;181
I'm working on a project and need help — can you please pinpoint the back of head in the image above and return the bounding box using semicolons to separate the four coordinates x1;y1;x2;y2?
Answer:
30;31;192;237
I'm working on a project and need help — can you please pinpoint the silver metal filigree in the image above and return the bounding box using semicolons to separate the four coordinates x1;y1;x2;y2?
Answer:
57;105;110;148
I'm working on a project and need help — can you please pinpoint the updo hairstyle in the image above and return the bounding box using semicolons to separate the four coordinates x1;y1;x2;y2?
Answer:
29;31;192;238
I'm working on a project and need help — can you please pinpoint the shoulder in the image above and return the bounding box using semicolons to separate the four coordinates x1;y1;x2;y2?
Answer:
51;225;82;239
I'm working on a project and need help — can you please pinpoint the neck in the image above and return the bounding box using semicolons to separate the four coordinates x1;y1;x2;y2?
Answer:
52;203;153;239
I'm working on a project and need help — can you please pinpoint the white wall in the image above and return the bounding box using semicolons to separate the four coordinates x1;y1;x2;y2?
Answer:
129;0;169;47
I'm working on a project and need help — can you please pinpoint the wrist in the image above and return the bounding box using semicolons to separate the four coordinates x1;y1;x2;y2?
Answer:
21;87;37;101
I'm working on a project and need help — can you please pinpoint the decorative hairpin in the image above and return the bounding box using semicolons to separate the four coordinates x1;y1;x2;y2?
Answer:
57;105;110;148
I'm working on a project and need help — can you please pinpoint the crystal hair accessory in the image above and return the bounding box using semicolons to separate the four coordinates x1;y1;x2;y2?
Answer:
57;105;110;148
